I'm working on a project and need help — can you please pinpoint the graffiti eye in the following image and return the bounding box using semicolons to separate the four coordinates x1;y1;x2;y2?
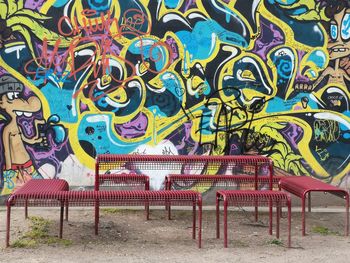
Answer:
6;92;15;100
14;92;19;99
85;126;95;135
341;13;350;40
330;23;338;41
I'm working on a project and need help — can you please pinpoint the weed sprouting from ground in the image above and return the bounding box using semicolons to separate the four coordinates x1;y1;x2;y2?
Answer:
101;208;122;214
267;239;284;246
12;216;72;248
312;226;339;236
101;208;140;214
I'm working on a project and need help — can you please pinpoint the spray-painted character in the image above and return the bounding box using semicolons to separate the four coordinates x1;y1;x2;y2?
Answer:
0;75;45;195
314;6;350;89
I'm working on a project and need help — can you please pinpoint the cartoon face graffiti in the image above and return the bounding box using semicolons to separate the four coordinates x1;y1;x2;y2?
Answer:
329;8;350;60
0;76;42;121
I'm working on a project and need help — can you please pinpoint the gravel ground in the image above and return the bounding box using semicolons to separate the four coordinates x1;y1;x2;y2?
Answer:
0;206;350;263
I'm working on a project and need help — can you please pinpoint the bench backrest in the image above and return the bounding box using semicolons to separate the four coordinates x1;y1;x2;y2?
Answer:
95;154;274;190
96;154;273;173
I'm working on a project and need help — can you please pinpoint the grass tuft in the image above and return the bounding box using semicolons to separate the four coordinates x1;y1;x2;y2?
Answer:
312;226;339;236
12;239;37;248
267;239;284;246
101;208;122;214
101;208;140;214
11;216;73;248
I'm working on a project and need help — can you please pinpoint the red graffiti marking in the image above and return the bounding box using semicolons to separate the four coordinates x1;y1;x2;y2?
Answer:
120;8;151;36
58;9;150;38
24;9;174;102
137;38;174;75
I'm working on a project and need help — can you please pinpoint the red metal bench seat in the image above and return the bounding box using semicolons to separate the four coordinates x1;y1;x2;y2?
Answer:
165;175;283;191
279;176;349;236
95;173;150;190
165;174;284;222
216;190;291;248
11;179;69;220
6;188;202;248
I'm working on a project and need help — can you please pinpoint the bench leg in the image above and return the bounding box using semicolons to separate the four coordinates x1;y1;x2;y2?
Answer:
278;185;283;218
224;199;228;248
165;181;170;212
198;199;202;249
145;200;150;219
59;204;64;239
167;199;171;220
144;198;150;220
308;192;311;212
269;198;273;235
192;202;196;239
345;194;349;236
25;199;28;219
6;203;11;247
255;165;259;222
95;201;99;235
145;183;150;214
65;200;69;221
276;202;280;239
216;193;220;239
146;203;150;220
288;200;291;248
302;195;306;236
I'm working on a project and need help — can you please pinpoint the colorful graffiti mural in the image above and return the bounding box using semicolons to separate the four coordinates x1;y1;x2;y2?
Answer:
0;0;350;194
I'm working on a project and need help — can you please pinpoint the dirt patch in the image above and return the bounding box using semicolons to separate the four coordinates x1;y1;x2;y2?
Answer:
0;207;350;263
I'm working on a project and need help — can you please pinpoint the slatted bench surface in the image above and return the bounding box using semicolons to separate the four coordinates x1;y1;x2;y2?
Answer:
279;176;349;236
96;154;273;178
166;175;283;190
279;176;349;196
8;190;201;206
97;154;273;167
217;190;290;205
13;179;69;219
6;189;202;248
96;173;150;190
216;190;291;248
13;179;69;194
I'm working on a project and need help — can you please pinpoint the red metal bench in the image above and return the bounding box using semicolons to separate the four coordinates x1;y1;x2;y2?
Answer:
165;174;284;223
279;176;349;236
216;190;291;248
10;179;70;220
6;188;202;248
95;154;275;189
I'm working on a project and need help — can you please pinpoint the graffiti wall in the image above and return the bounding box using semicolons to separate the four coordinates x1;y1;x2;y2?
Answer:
0;0;350;195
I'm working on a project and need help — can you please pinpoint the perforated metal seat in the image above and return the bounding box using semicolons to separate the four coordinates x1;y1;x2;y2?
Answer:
279;176;349;236
165;174;283;190
96;173;150;190
216;190;291;248
6;188;202;248
11;179;69;220
95;154;275;188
